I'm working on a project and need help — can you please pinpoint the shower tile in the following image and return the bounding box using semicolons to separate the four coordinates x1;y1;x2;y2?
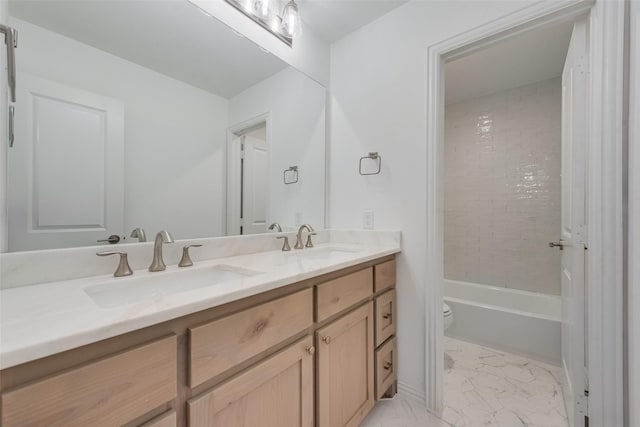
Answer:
444;77;562;295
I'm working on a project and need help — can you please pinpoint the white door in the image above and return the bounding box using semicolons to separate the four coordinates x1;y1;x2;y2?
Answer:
7;74;124;251
558;18;588;427
241;135;268;235
226;134;268;235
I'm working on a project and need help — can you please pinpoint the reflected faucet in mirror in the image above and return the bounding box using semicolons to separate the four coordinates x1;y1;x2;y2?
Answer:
268;223;282;232
130;228;147;242
149;230;174;272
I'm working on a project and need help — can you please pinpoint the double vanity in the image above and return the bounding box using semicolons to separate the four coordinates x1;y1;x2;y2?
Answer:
0;230;400;427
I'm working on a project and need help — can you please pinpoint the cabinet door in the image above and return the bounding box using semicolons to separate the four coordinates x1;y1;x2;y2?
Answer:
317;302;375;427
188;336;314;427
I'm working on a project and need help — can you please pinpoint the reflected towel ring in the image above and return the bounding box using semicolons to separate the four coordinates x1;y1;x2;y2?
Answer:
284;165;298;184
359;152;381;175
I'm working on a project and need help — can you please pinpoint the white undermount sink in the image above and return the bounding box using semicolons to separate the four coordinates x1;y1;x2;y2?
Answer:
85;264;261;308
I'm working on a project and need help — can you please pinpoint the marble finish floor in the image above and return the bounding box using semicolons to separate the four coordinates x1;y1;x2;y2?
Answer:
360;338;568;427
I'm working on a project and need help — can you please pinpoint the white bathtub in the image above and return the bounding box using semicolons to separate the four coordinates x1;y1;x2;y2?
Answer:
444;279;561;365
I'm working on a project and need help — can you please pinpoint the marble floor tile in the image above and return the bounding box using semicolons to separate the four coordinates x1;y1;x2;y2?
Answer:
360;338;568;427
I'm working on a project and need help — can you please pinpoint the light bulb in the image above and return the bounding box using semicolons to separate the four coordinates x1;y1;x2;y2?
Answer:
253;0;270;19
280;0;301;38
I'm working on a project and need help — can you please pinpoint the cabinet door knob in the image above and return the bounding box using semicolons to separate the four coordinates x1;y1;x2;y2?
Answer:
382;312;392;320
383;362;393;370
306;346;316;355
322;336;331;345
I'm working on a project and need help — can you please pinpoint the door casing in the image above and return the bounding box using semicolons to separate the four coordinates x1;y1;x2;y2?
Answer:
424;2;625;427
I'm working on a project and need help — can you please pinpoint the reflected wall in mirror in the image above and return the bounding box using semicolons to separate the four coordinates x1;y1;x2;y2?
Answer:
5;0;326;252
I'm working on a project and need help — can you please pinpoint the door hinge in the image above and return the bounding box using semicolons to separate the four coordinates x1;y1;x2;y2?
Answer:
575;223;587;246
577;393;589;416
240;143;245;159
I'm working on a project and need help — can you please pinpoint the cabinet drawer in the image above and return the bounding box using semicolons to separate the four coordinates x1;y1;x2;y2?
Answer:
189;288;313;388
374;260;395;293
375;336;397;400
1;335;177;427
188;336;314;427
316;268;373;322
375;290;396;346
139;410;176;427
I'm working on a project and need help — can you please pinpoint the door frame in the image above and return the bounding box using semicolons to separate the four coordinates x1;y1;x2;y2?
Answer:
225;112;271;235
627;0;639;425
424;1;625;426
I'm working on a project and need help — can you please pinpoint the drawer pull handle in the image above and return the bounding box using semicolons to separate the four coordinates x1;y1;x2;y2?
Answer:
306;346;316;355
382;312;392;320
383;362;393;370
322;336;331;345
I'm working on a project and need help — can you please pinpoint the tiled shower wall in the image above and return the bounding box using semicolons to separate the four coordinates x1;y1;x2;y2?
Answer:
444;77;561;295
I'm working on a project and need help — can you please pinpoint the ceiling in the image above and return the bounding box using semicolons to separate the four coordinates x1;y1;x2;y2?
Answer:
9;0;289;99
298;0;408;43
9;0;409;98
445;20;573;105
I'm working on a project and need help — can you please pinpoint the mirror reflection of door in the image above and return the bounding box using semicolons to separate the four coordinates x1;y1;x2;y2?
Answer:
8;73;124;251
227;124;268;235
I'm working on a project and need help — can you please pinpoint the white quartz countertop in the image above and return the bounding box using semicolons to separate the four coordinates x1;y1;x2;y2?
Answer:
0;242;400;369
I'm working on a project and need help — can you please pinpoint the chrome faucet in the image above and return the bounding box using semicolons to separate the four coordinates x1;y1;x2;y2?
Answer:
294;224;314;249
149;230;174;272
268;222;282;232
130;227;147;242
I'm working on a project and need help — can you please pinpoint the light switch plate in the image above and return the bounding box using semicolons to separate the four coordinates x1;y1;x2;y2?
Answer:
363;211;374;230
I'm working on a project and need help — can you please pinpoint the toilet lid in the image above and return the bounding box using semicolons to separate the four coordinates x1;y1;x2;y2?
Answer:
443;303;451;316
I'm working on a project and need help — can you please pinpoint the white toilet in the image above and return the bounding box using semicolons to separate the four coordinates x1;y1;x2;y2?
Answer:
443;303;454;330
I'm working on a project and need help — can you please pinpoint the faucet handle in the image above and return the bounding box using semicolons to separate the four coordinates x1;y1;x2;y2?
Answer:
305;232;317;248
276;236;291;252
96;251;133;277
179;244;203;267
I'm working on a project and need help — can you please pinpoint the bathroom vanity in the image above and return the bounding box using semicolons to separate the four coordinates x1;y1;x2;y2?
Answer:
0;235;399;427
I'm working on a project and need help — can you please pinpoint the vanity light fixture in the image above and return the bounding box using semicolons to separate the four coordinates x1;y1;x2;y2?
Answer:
253;0;271;19
280;0;302;38
222;0;301;46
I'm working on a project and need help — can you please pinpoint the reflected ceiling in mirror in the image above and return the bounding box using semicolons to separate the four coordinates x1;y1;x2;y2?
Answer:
5;0;326;252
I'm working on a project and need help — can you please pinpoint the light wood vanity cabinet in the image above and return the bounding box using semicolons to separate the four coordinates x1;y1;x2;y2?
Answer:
189;288;313;388
1;335;177;427
0;255;397;427
188;336;315;427
317;302;375;427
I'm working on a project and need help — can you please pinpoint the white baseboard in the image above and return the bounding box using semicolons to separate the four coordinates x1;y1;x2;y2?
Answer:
397;381;426;405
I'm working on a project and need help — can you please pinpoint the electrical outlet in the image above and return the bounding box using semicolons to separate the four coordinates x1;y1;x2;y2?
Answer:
295;212;303;226
363;211;374;230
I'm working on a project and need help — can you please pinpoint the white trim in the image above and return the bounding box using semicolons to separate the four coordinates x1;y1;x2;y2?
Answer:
628;1;639;425
425;1;624;424
587;1;625;426
397;381;426;405
585;1;626;425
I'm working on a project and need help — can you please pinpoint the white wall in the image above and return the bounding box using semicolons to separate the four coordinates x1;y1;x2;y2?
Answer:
229;66;325;229
9;17;230;242
189;0;329;87
329;0;538;400
444;78;562;295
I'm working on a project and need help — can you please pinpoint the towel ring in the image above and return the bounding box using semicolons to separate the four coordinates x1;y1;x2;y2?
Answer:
359;152;382;175
283;165;299;184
